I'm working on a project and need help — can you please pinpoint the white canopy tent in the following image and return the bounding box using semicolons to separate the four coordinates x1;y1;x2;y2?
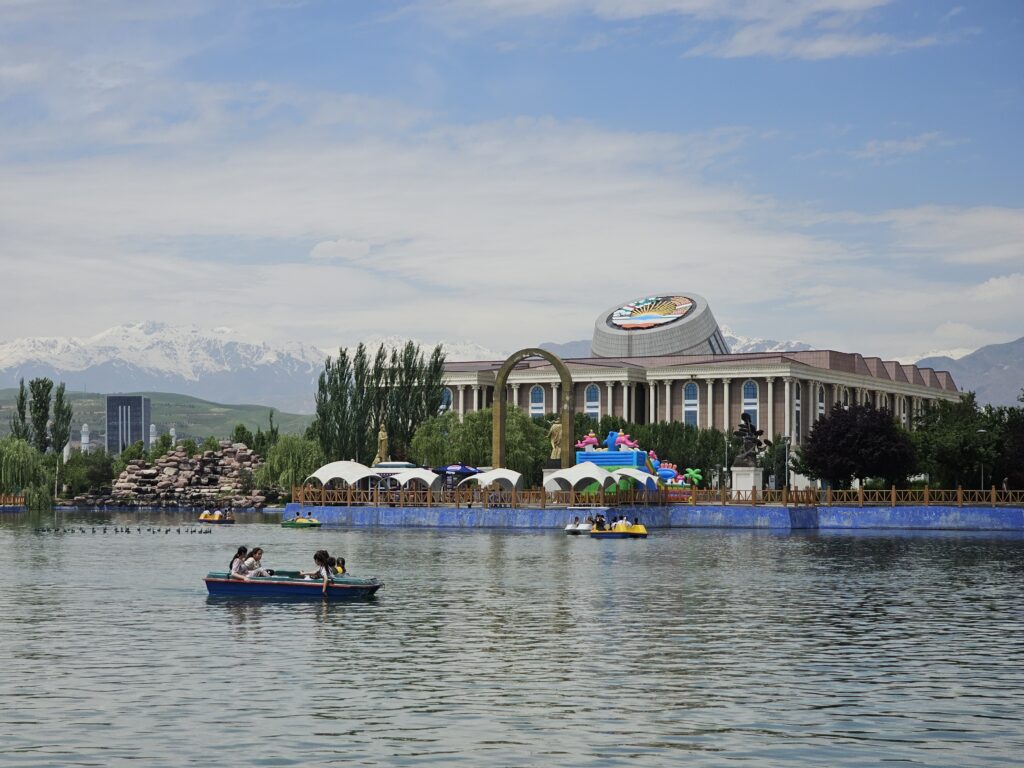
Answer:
389;468;443;492
305;460;380;487
543;461;618;492
611;468;659;490
458;468;524;493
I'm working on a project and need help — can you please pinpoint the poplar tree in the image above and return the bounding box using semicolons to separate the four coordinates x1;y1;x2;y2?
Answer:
50;383;73;458
8;379;30;441
28;378;54;454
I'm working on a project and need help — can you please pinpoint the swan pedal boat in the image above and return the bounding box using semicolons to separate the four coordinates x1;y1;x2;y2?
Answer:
281;517;322;528
564;522;593;535
204;570;382;599
198;512;235;524
590;524;648;539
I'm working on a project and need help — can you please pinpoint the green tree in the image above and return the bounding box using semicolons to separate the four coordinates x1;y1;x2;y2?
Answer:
9;379;30;441
455;408;492;467
28;377;54;453
254;434;325;500
803;403;916;488
0;437;45;492
180;438;198;457
410;411;462;468
148;433;173;462
200;436;220;453
231;423;255;448
112;441;146;479
64;449;114;495
310;341;446;464
253;410;280;457
912;394;991;488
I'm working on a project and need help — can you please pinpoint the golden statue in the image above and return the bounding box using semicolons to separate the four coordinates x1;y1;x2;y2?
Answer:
372;425;389;465
547;421;562;460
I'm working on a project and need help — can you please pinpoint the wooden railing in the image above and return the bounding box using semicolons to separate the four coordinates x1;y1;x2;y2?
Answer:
292;485;1023;509
0;494;26;506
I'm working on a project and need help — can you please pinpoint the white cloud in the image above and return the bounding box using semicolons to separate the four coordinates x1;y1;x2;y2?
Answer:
309;238;373;261
879;206;1024;265
853;131;964;161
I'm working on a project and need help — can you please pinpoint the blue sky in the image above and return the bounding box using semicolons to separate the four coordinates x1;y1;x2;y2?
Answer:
0;0;1021;360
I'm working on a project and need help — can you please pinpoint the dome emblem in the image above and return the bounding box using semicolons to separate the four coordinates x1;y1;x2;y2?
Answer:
609;295;694;330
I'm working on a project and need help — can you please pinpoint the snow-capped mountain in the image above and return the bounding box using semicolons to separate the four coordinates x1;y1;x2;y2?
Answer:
718;326;812;354
0;323;504;413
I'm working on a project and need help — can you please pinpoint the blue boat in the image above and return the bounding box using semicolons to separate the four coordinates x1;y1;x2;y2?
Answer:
204;570;383;600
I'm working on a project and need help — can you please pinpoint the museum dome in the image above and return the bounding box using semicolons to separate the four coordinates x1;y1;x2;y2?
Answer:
591;293;730;358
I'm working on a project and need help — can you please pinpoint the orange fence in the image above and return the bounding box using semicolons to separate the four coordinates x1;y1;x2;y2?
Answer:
291;485;1021;509
0;494;25;506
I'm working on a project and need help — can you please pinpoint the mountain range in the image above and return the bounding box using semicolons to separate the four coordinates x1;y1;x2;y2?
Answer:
0;323;502;413
1;323;1019;412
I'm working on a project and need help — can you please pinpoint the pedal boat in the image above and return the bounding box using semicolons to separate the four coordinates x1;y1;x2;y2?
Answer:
590;524;648;539
281;517;322;528
198;511;235;524
564;521;593;535
204;571;382;600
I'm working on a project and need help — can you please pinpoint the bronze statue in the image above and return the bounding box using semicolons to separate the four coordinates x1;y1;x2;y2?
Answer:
732;412;771;467
547;421;562;460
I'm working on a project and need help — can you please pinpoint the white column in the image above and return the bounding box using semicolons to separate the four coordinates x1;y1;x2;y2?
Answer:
472;385;480;411
552;382;559;415
624;383;632;422
458;386;465;420
766;377;775;438
511;383;520;409
722;378;732;431
606;382;614;417
831;383;839;416
783;377;792;439
648;383;656;424
664;380;672;423
808;381;818;427
706;378;715;429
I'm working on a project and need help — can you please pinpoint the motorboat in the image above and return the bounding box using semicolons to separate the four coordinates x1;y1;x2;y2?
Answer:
281;516;322;528
204;571;382;600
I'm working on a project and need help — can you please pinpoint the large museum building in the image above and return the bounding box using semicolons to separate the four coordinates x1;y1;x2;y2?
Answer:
441;294;960;446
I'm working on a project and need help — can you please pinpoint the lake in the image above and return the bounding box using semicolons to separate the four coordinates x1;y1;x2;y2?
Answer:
1;510;1022;767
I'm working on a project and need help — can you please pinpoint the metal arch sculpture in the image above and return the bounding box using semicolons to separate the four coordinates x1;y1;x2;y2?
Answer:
492;348;575;470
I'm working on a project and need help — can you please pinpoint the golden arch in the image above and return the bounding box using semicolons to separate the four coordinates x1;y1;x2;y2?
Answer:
492;348;575;470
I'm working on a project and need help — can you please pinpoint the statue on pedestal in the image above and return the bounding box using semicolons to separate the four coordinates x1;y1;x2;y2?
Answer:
732;412;771;467
372;425;389;466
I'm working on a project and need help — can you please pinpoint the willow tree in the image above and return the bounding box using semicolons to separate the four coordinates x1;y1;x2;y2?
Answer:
254;434;325;499
0;437;43;492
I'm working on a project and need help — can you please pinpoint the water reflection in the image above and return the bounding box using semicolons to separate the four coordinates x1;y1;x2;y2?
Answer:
0;511;1021;767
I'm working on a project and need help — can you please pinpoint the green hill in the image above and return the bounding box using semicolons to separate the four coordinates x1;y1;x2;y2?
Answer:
0;389;313;444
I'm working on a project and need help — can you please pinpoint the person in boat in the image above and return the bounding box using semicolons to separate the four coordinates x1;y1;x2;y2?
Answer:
229;546;248;579
242;547;274;578
330;556;346;576
633;517;641;528
300;550;333;594
571;516;580;528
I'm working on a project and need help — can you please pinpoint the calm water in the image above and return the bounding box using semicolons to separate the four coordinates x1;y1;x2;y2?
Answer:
1;511;1022;767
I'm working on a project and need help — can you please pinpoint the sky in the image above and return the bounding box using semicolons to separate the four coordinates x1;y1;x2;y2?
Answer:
0;0;1021;361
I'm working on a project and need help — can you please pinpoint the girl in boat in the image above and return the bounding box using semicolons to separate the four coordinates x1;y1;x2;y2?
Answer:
229;546;248;579
242;547;274;578
300;550;334;594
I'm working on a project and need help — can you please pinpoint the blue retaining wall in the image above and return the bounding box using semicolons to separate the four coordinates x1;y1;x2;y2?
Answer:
285;503;1024;531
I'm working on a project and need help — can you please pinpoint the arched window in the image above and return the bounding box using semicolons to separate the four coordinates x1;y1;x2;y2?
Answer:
880;393;890;412
584;384;600;418
529;385;545;418
817;385;826;418
794;382;802;443
842;388;850;408
683;382;699;426
742;380;759;427
440;387;453;413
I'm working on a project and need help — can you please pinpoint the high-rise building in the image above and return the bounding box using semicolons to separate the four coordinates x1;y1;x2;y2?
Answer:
105;395;151;455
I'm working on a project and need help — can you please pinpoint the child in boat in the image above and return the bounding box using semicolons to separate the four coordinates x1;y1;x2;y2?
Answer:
229;546;248;579
300;550;333;594
243;547;273;577
331;556;346;576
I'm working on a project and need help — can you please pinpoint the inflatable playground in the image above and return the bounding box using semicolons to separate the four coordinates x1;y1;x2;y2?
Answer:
573;430;702;499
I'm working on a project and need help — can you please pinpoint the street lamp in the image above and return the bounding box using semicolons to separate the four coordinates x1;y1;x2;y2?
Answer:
724;435;730;490
977;429;987;490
